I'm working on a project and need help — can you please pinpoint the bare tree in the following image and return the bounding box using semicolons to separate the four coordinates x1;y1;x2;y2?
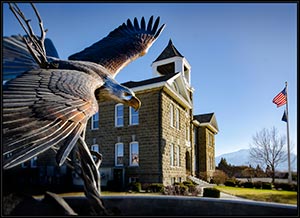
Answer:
249;126;287;183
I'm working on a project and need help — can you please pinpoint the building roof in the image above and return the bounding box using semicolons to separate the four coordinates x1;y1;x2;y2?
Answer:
153;39;184;62
194;113;219;133
121;72;178;88
194;113;214;123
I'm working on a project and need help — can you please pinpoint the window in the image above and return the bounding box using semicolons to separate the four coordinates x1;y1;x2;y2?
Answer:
22;156;37;168
175;145;180;167
186;123;190;146
129;106;139;125
91;144;99;153
91;112;99;129
171;177;176;185
193;127;197;145
175;108;180;130
130;142;139;166
170;143;174;166
91;144;99;161
170;104;174;127
115;143;124;166
115;104;124;127
31;156;37;168
208;132;214;146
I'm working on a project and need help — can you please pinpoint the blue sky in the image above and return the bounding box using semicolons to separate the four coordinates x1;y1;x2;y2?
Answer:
2;2;297;157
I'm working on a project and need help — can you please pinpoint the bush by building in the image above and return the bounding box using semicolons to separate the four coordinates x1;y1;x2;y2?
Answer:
203;187;220;198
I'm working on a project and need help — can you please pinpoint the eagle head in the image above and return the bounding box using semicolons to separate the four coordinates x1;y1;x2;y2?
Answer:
96;76;141;111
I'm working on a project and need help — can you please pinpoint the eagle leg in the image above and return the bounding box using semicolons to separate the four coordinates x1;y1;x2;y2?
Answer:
77;136;109;215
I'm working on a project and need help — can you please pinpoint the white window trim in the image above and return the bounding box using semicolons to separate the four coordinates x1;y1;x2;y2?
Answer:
129;106;139;126
175;108;180;130
115;104;124;127
129;141;139;167
115;143;124;166
91;112;99;130
176;145;180;167
170;104;174;127
186;123;191;146
170;143;174;167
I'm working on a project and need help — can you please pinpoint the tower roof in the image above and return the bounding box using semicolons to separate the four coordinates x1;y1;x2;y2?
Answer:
153;39;184;62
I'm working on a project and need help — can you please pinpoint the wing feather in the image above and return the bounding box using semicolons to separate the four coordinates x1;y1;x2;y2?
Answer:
3;68;102;169
68;16;165;77
3;35;59;81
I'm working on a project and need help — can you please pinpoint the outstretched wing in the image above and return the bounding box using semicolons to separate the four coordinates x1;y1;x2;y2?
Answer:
68;16;165;78
3;35;59;81
3;68;103;169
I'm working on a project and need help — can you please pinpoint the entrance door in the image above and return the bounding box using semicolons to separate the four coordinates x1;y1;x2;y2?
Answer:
113;168;123;191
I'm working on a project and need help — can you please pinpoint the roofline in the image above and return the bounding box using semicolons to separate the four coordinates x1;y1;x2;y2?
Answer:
130;78;192;109
200;123;219;134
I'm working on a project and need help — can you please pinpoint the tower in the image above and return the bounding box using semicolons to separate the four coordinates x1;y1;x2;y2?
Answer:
151;39;192;87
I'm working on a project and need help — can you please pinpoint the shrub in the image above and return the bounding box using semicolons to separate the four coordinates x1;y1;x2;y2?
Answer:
261;182;272;190
183;181;198;193
174;183;189;195
212;170;228;185
224;179;236;187
203;187;220;198
242;181;254;188
276;183;296;191
148;183;164;193
253;181;262;189
129;182;141;192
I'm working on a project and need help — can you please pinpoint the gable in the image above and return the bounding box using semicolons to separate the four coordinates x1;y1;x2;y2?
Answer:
166;72;192;108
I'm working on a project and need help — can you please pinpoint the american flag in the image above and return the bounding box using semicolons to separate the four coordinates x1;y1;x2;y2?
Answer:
272;87;287;107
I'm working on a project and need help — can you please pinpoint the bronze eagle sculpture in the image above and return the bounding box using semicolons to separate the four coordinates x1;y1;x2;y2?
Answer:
3;3;165;169
3;3;165;215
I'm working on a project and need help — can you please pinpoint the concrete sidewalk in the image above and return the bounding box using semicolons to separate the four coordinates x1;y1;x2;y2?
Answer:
219;191;252;201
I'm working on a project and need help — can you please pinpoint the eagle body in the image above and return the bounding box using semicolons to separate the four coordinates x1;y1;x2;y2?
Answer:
3;4;165;170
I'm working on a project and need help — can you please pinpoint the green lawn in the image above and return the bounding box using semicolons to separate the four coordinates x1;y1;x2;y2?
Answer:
215;186;297;205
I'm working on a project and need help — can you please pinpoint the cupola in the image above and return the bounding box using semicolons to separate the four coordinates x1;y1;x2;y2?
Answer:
151;39;191;86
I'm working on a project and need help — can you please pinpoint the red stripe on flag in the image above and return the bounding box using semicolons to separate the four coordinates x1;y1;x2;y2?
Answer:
272;88;286;107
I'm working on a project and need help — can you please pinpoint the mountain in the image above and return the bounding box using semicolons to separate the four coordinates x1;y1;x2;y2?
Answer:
215;149;297;172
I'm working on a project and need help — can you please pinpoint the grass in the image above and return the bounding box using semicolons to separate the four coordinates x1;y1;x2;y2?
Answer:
215;186;297;205
33;187;297;205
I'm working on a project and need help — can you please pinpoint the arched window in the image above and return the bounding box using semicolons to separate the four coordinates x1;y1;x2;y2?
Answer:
129;106;139;125
91;112;99;130
115;143;124;166
170;143;174;166
115;104;124;127
130;142;139;166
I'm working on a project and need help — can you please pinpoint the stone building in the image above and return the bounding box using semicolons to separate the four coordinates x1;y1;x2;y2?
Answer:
82;39;219;188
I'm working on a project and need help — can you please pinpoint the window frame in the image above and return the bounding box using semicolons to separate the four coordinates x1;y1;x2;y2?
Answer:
175;108;180;130
129;106;139;125
91;112;99;130
115;143;124;166
170;104;174;127
115;104;124;127
175;145;180;167
129;141;139;166
170;143;174;167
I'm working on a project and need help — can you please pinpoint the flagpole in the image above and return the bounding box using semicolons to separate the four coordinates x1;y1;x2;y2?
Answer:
285;81;292;184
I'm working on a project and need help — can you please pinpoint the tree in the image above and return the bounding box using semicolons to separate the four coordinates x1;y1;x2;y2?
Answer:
249;127;287;183
212;170;228;185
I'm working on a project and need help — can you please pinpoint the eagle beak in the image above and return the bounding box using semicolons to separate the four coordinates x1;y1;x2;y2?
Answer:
129;96;141;111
